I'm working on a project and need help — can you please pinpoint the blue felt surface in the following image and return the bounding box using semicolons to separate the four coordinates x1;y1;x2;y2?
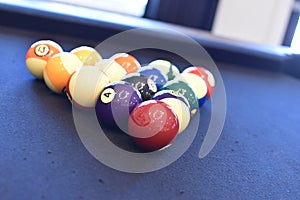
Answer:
0;25;300;199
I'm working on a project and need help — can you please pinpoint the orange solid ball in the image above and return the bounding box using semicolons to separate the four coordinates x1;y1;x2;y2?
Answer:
25;40;63;79
43;52;82;94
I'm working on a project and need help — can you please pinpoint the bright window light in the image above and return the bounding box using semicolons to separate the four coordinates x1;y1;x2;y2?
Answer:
47;0;149;17
291;17;300;53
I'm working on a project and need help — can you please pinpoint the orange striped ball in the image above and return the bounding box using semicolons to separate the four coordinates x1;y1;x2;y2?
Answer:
25;40;63;79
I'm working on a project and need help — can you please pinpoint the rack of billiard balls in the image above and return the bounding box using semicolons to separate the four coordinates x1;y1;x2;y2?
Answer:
25;40;215;152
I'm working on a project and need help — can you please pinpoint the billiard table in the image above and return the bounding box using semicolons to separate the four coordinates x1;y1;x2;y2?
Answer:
1;1;300;199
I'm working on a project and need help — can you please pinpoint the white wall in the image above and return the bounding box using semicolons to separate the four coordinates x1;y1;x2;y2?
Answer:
212;0;294;46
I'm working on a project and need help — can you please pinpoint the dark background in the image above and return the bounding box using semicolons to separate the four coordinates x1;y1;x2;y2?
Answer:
144;0;219;31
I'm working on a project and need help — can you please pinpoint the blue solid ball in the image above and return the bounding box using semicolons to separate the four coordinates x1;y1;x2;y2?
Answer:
138;67;167;90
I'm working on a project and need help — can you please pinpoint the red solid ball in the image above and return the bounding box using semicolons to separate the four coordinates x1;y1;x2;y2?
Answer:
128;100;179;152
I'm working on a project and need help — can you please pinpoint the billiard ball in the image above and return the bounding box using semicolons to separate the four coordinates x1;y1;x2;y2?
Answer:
148;59;180;81
95;81;143;130
43;52;82;94
153;90;190;134
175;73;208;107
138;66;167;89
160;80;198;115
122;73;157;101
25;40;63;79
96;59;127;82
70;46;102;66
153;90;191;133
110;53;141;74
182;66;215;99
128;100;179;152
152;89;189;106
66;66;110;108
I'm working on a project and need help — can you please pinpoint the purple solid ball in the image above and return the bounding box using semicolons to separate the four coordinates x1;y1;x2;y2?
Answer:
95;81;143;130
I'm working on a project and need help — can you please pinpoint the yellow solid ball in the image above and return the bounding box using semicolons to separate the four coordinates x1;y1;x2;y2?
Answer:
71;46;102;66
